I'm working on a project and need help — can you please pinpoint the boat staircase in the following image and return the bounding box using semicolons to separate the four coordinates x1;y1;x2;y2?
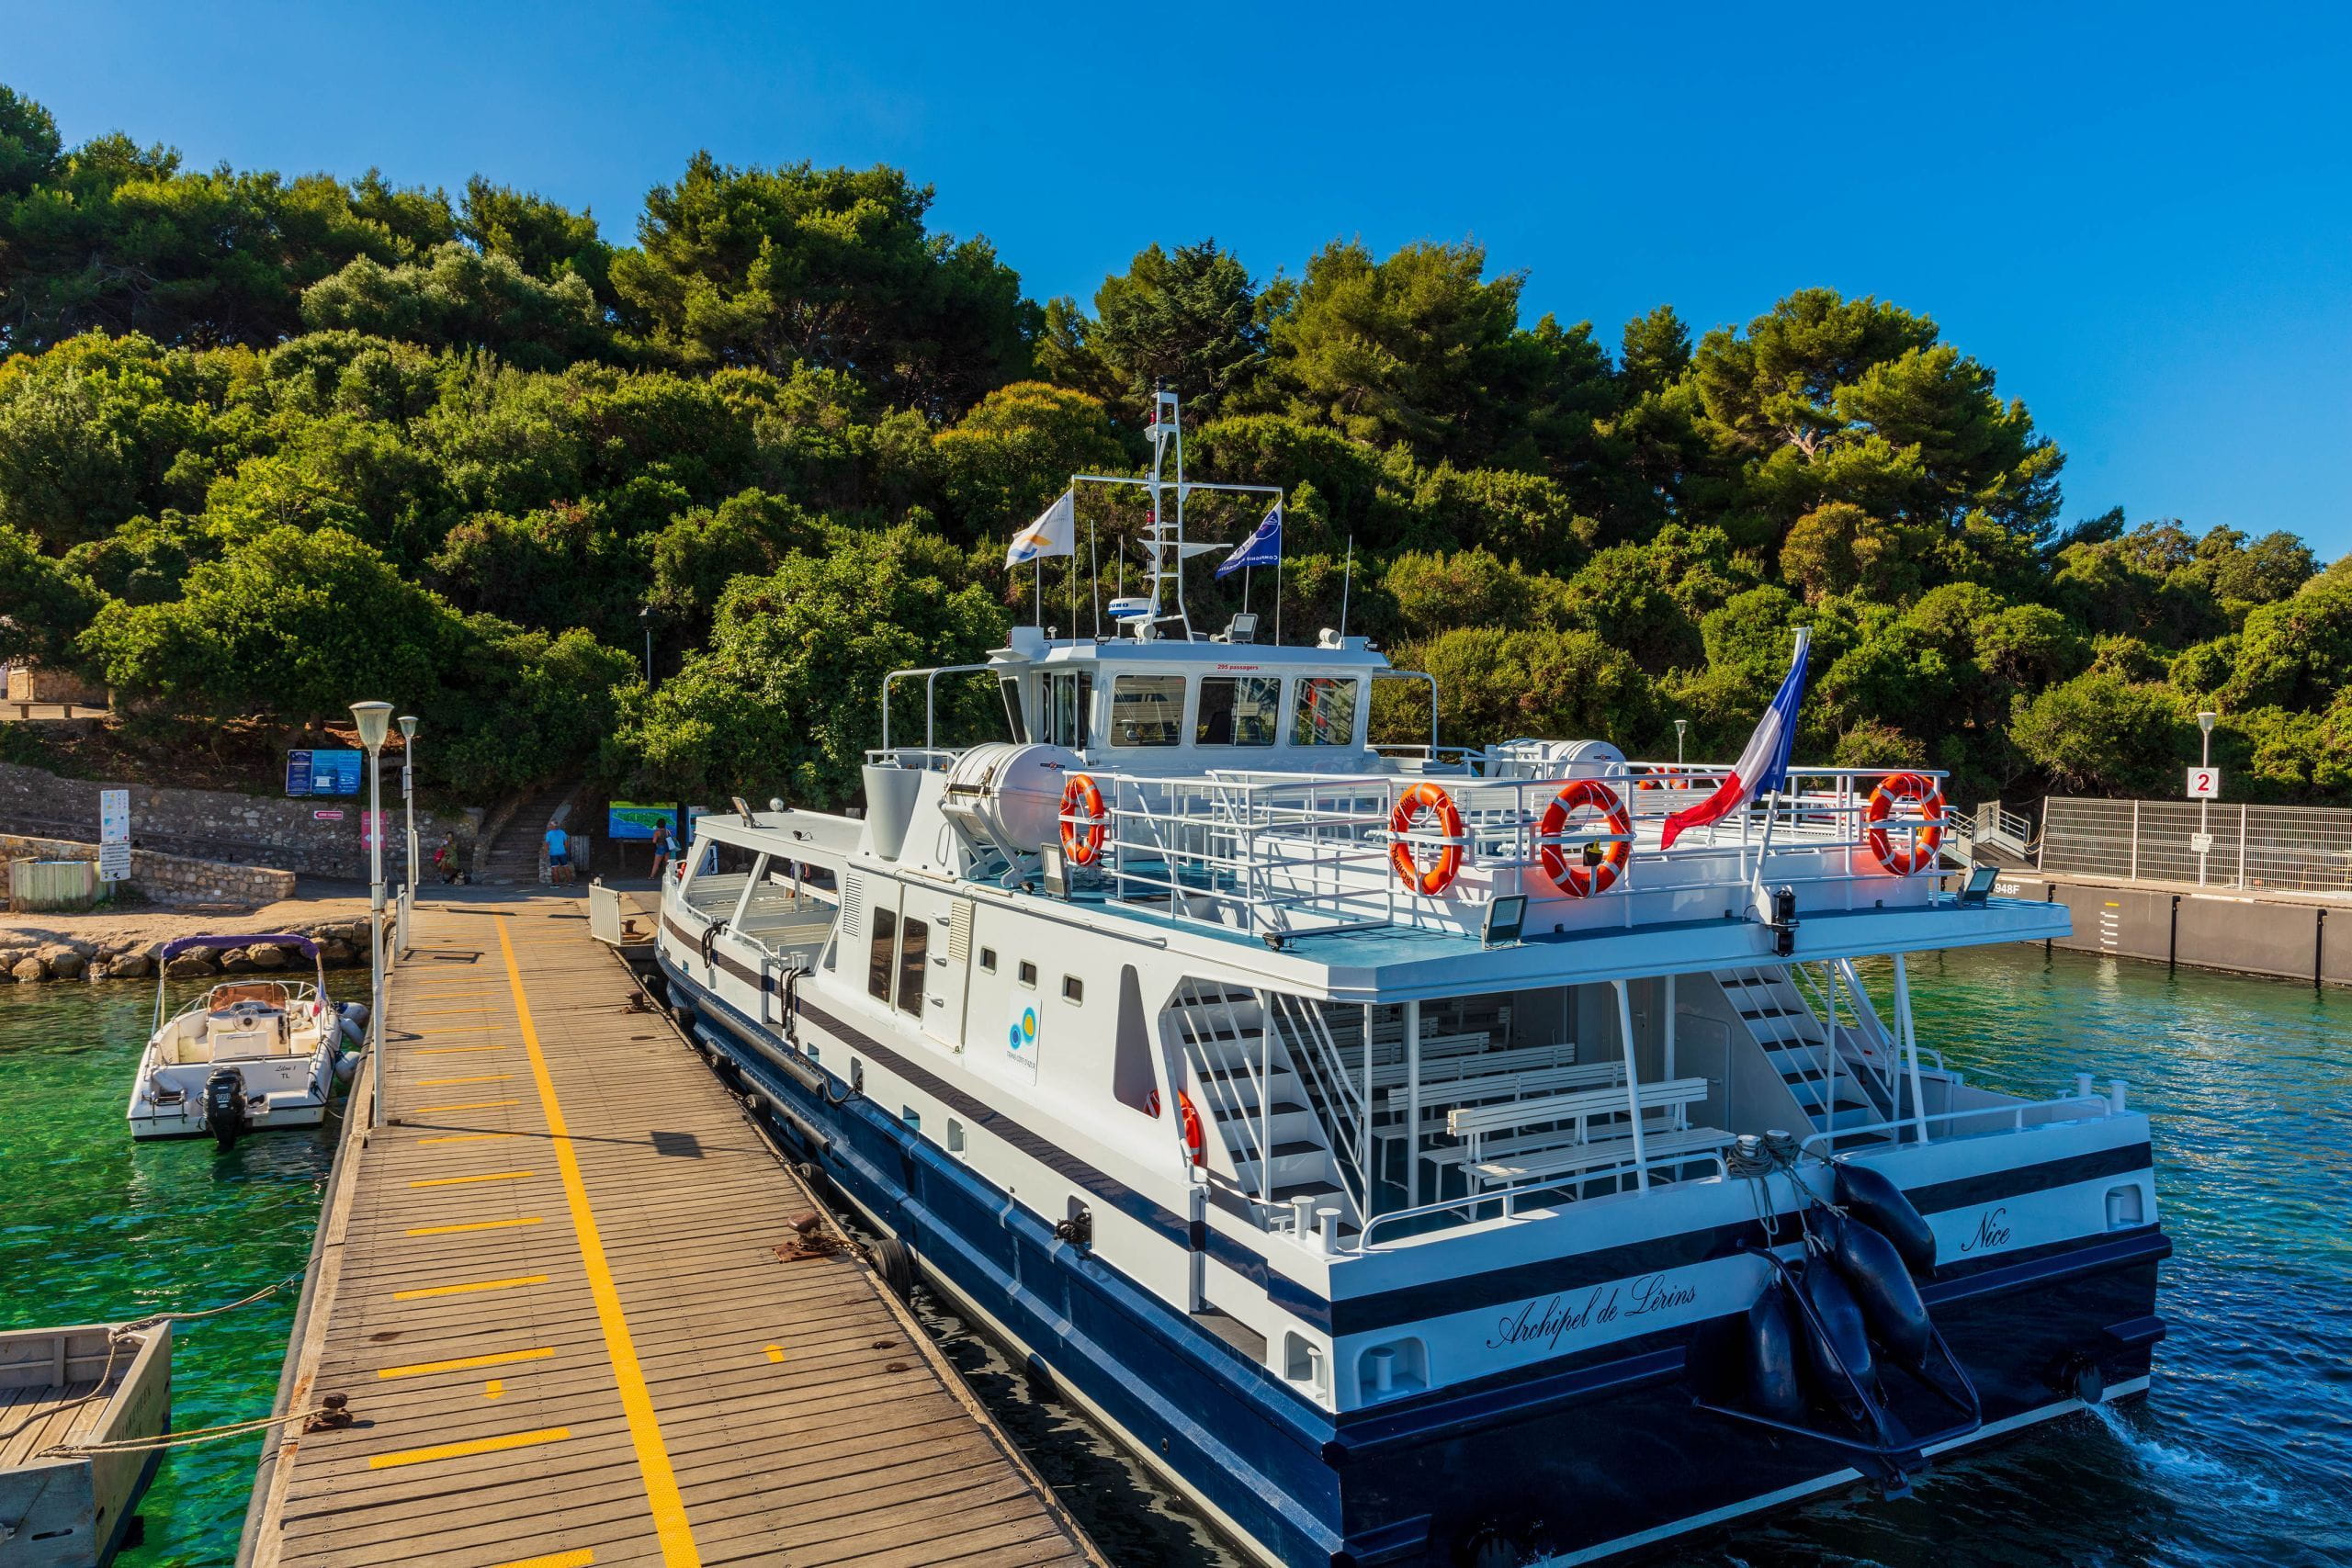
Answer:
1714;964;1906;1146
1169;981;1365;1235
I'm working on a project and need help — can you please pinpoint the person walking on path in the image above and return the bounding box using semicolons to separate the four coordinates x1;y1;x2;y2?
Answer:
544;820;571;885
649;818;673;884
432;829;469;886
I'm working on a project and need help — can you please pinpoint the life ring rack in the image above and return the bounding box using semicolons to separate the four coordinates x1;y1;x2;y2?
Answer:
1388;783;1466;897
1864;772;1947;876
1535;779;1634;897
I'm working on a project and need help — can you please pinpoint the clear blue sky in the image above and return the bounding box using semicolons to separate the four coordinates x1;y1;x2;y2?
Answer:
9;1;2350;556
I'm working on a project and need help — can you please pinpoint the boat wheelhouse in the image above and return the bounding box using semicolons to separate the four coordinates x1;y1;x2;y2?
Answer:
653;394;2165;1568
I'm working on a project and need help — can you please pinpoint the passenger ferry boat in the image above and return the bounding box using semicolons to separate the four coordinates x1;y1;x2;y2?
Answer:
654;393;2166;1567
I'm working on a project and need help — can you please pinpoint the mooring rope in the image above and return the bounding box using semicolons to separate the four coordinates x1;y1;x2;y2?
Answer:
0;1270;308;1447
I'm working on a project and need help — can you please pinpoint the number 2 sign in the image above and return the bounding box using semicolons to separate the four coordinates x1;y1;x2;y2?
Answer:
2186;767;2222;799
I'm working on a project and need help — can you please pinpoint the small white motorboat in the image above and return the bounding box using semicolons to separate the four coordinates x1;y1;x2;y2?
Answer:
126;934;362;1145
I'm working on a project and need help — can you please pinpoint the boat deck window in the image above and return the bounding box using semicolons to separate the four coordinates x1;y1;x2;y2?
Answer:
1111;675;1185;747
1196;676;1280;747
1018;960;1038;987
896;919;929;1016
979;947;997;973
1045;671;1093;750
1062;976;1084;1003
867;908;897;1003
1292;677;1361;746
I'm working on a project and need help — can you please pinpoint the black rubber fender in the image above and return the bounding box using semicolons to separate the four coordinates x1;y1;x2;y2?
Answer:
1823;1209;1934;1369
1746;1279;1807;1420
869;1235;915;1301
1796;1258;1879;1418
1835;1160;1938;1274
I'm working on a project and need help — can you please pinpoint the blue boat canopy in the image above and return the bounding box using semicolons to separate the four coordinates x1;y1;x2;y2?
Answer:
159;932;321;961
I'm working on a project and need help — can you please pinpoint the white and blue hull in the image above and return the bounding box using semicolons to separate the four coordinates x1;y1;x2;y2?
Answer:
657;947;2166;1567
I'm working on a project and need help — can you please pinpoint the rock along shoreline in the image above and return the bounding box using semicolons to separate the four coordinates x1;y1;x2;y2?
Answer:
0;918;378;985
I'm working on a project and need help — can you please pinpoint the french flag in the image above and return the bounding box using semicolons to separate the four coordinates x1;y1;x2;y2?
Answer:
1660;629;1811;850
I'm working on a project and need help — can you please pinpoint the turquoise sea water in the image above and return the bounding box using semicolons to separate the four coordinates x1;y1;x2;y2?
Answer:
0;974;361;1567
1;946;2345;1566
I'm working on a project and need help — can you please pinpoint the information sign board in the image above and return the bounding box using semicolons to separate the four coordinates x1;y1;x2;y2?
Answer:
286;749;363;796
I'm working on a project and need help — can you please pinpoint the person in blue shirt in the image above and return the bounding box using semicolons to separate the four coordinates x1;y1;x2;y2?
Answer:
544;821;570;884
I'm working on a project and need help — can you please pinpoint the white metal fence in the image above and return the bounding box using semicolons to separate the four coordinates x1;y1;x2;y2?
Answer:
2041;796;2352;891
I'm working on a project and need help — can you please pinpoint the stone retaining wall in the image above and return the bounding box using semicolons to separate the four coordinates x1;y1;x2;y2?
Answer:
0;832;297;908
0;759;469;881
0;917;376;985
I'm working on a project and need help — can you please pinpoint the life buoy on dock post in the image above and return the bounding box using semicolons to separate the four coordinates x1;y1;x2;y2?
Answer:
1536;779;1633;897
1060;773;1107;866
1864;773;1947;876
1388;783;1465;896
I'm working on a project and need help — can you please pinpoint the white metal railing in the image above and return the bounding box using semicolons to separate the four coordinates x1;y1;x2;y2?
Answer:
1801;1088;2124;1157
1265;991;1369;1219
1356;1145;1732;1251
1081;763;1952;941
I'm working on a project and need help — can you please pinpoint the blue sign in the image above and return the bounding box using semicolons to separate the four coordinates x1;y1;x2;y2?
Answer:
286;749;363;797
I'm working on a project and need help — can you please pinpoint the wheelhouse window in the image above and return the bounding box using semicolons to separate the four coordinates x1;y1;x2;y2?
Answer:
1045;671;1092;750
999;676;1030;743
1195;676;1281;747
1291;677;1361;747
895;918;928;1016
1110;675;1185;747
867;908;897;1003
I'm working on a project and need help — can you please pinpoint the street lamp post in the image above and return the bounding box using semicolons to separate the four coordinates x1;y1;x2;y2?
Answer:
352;700;393;1129
1674;719;1688;769
640;606;653;684
2197;710;2218;887
397;716;418;903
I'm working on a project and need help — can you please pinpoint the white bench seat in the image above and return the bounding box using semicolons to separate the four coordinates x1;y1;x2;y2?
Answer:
1474;1125;1736;1187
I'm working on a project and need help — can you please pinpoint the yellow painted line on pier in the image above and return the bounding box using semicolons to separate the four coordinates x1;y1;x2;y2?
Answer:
497;915;701;1566
414;1008;494;1018
415;1045;508;1055
411;1098;522;1114
416;1132;516;1145
763;1345;786;1364
393;1273;548;1302
490;1550;594;1568
416;1074;516;1087
408;1169;536;1189
379;1346;553;1380
405;1216;544;1237
367;1426;570;1470
485;1379;505;1399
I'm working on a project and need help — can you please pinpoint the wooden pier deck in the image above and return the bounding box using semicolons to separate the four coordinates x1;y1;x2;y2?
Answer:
247;890;1100;1568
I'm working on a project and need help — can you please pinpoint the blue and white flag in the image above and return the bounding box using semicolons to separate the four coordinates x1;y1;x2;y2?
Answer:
1006;489;1075;568
1660;628;1810;850
1216;501;1282;580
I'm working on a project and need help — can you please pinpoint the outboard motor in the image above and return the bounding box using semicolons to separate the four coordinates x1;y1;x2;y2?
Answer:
203;1066;251;1150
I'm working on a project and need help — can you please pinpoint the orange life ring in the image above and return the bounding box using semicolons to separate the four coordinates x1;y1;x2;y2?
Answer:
1059;773;1107;865
1536;779;1633;896
1388;783;1465;896
1177;1089;1204;1166
1865;772;1947;875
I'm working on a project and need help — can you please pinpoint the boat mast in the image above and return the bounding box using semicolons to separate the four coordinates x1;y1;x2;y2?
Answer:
1144;384;1190;639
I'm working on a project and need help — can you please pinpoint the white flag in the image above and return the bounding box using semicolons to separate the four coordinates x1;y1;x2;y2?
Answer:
1006;489;1076;567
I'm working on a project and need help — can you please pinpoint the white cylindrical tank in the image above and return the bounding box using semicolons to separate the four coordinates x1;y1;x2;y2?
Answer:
1488;738;1627;781
940;742;1087;855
